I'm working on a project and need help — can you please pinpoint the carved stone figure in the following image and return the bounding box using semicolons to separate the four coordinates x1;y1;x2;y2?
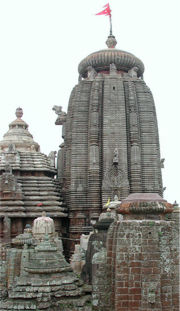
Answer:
128;66;138;78
110;63;117;74
87;66;97;80
131;142;141;167
52;105;67;125
48;150;57;167
160;158;165;168
4;161;12;174
7;144;16;152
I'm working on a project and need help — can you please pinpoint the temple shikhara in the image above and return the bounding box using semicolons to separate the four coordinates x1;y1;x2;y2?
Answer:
0;21;179;311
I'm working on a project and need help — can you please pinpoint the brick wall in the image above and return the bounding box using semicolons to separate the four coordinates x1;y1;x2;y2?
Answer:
104;218;179;311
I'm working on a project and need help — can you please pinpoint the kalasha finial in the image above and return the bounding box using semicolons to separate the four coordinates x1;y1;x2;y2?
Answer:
15;107;23;119
106;35;117;48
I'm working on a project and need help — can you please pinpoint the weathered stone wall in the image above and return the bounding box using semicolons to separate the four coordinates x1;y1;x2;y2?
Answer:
97;218;179;311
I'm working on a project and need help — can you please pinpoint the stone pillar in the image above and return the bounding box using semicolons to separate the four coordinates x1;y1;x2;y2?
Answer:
127;81;142;192
3;216;11;244
87;80;102;217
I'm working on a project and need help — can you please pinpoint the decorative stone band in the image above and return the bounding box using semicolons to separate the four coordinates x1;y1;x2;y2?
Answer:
117;201;173;214
78;49;144;78
24;266;72;274
116;193;173;214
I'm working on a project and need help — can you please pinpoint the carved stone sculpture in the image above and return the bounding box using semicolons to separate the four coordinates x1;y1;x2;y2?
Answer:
110;63;117;74
52;105;67;125
113;147;119;164
128;66;138;78
48;150;57;167
87;66;97;80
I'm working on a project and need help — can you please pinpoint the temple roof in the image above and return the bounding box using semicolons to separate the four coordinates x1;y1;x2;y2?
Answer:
0;108;67;219
0;107;40;152
78;35;144;78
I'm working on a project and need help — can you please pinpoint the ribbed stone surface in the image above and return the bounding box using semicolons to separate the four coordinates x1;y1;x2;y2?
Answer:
0;109;67;243
78;48;144;78
61;51;163;243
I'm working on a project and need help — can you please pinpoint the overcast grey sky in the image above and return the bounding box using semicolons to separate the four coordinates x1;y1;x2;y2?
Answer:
0;0;179;204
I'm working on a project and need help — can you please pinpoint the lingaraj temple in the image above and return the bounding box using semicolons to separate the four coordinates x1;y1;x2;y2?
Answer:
0;31;179;311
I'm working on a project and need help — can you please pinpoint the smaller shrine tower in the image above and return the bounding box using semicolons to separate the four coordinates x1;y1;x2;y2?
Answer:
0;108;67;244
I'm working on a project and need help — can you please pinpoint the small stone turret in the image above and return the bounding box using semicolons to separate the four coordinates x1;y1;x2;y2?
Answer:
0;214;92;311
32;211;55;241
0;107;40;152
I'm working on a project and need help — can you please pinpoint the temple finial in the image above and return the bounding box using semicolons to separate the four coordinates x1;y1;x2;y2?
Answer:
106;34;117;48
15;107;23;119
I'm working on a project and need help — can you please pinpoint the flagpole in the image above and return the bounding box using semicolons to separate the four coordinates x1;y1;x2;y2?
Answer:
109;14;112;35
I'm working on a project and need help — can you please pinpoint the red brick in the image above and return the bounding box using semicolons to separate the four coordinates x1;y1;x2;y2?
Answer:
116;287;129;294
133;294;141;300
116;294;129;300
130;261;141;267
121;301;129;307
116;281;124;287
128;301;140;307
134;282;141;287
129;288;141;294
133;275;141;281
131;267;141;274
141;267;153;274
152;267;161;274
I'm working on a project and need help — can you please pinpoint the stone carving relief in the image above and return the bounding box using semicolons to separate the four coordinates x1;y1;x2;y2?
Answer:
0;172;22;198
110;63;117;75
4;162;12;174
113;148;119;165
87;66;97;80
160;158;165;168
7;144;16;152
131;142;141;168
52;105;67;125
129;108;138;130
147;283;157;304
128;66;138;78
90;145;99;168
102;165;129;189
48;151;57;167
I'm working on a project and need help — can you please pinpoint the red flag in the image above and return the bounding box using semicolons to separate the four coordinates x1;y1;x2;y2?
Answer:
37;202;43;206
96;3;111;17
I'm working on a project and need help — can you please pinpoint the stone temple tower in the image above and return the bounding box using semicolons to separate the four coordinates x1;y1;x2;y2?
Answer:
56;34;163;241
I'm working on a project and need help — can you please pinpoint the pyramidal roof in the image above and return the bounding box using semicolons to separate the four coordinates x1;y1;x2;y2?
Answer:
0;107;40;152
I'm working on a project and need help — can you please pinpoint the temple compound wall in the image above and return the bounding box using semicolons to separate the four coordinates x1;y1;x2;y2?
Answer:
89;195;179;311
